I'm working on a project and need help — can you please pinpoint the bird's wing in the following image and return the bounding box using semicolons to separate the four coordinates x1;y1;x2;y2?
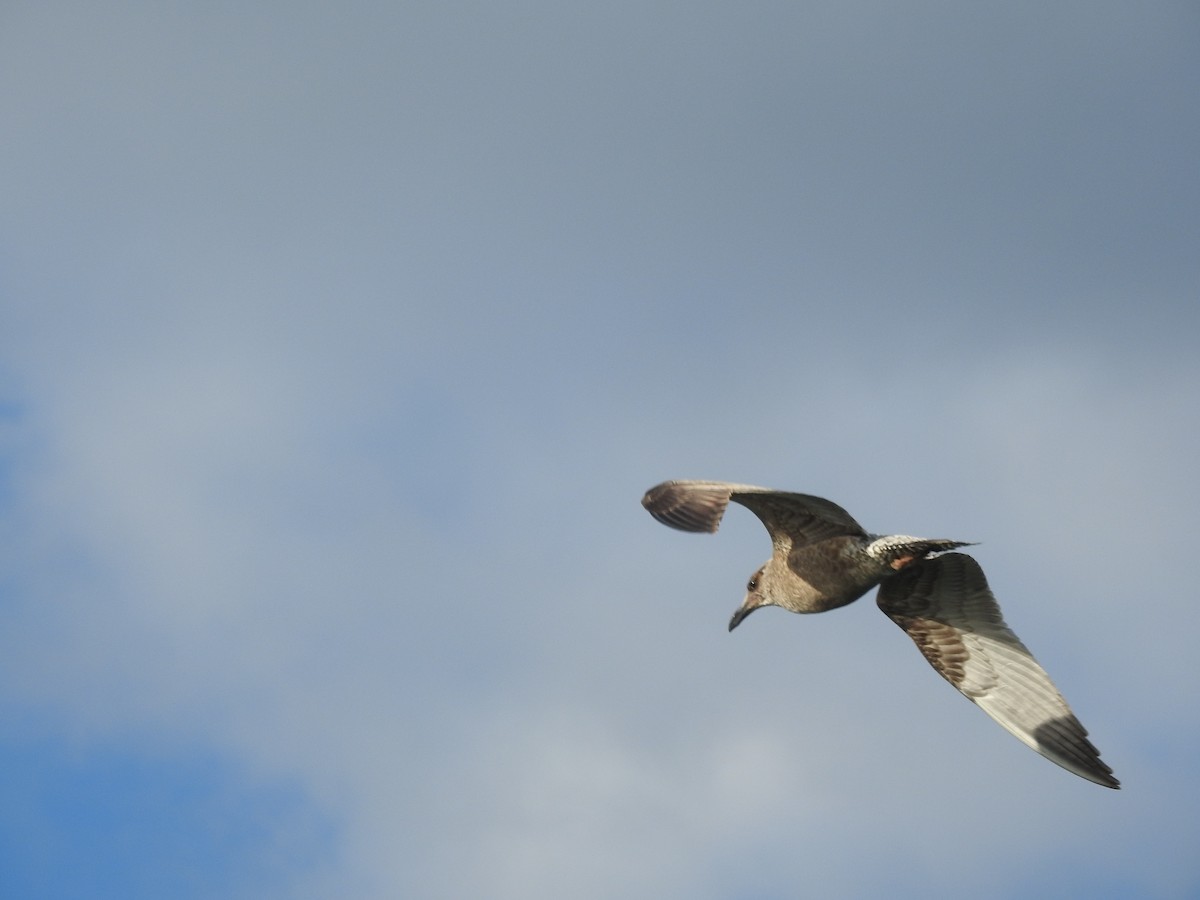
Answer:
876;552;1118;788
642;480;866;547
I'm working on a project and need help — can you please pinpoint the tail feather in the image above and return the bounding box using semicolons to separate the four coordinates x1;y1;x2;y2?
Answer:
866;536;975;570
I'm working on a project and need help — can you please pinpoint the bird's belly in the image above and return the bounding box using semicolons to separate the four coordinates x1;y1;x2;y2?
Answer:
785;543;883;612
804;582;875;613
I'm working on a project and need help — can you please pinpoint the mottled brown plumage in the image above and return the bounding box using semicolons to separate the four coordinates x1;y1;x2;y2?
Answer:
642;479;1119;789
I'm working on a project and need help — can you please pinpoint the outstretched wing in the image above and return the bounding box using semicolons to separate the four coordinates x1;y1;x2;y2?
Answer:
876;552;1118;788
641;480;866;549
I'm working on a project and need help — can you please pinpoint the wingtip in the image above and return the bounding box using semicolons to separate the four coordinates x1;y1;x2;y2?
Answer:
1069;763;1120;789
641;480;729;533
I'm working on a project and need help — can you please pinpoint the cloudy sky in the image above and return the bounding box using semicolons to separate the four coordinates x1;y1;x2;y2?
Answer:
2;3;1197;898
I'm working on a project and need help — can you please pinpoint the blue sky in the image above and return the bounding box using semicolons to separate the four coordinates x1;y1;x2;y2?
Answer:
1;2;1197;898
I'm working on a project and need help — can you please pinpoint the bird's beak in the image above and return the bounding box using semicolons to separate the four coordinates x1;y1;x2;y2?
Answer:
728;603;755;632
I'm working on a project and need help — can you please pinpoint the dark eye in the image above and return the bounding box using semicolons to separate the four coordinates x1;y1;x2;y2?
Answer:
747;575;759;592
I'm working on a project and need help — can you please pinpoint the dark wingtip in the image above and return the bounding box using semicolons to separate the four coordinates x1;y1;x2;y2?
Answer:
641;480;730;533
1031;717;1121;789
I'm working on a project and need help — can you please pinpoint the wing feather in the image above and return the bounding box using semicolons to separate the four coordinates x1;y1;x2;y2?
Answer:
642;480;866;548
877;553;1119;789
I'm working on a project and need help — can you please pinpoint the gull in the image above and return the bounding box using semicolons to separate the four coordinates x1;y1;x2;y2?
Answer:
642;479;1119;789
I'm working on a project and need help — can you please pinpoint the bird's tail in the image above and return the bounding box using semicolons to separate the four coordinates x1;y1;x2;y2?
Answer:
865;536;975;571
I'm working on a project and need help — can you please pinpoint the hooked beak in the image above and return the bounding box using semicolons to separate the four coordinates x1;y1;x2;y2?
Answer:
728;603;757;632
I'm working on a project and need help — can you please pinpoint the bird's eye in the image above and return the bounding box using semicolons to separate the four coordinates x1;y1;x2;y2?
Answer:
747;575;758;592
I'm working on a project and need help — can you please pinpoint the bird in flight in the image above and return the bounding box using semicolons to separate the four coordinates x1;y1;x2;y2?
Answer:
642;479;1119;789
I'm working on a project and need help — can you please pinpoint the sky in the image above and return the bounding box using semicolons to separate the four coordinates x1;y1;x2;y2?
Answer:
1;2;1198;898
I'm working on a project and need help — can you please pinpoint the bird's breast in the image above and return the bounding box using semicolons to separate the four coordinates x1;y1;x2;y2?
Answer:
779;540;883;613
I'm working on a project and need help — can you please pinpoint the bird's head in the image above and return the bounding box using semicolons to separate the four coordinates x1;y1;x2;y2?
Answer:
728;563;776;631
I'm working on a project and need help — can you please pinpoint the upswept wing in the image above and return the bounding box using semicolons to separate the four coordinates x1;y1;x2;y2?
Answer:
642;480;866;548
877;552;1119;788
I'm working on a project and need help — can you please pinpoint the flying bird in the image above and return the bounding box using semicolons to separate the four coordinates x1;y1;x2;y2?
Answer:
641;479;1119;789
